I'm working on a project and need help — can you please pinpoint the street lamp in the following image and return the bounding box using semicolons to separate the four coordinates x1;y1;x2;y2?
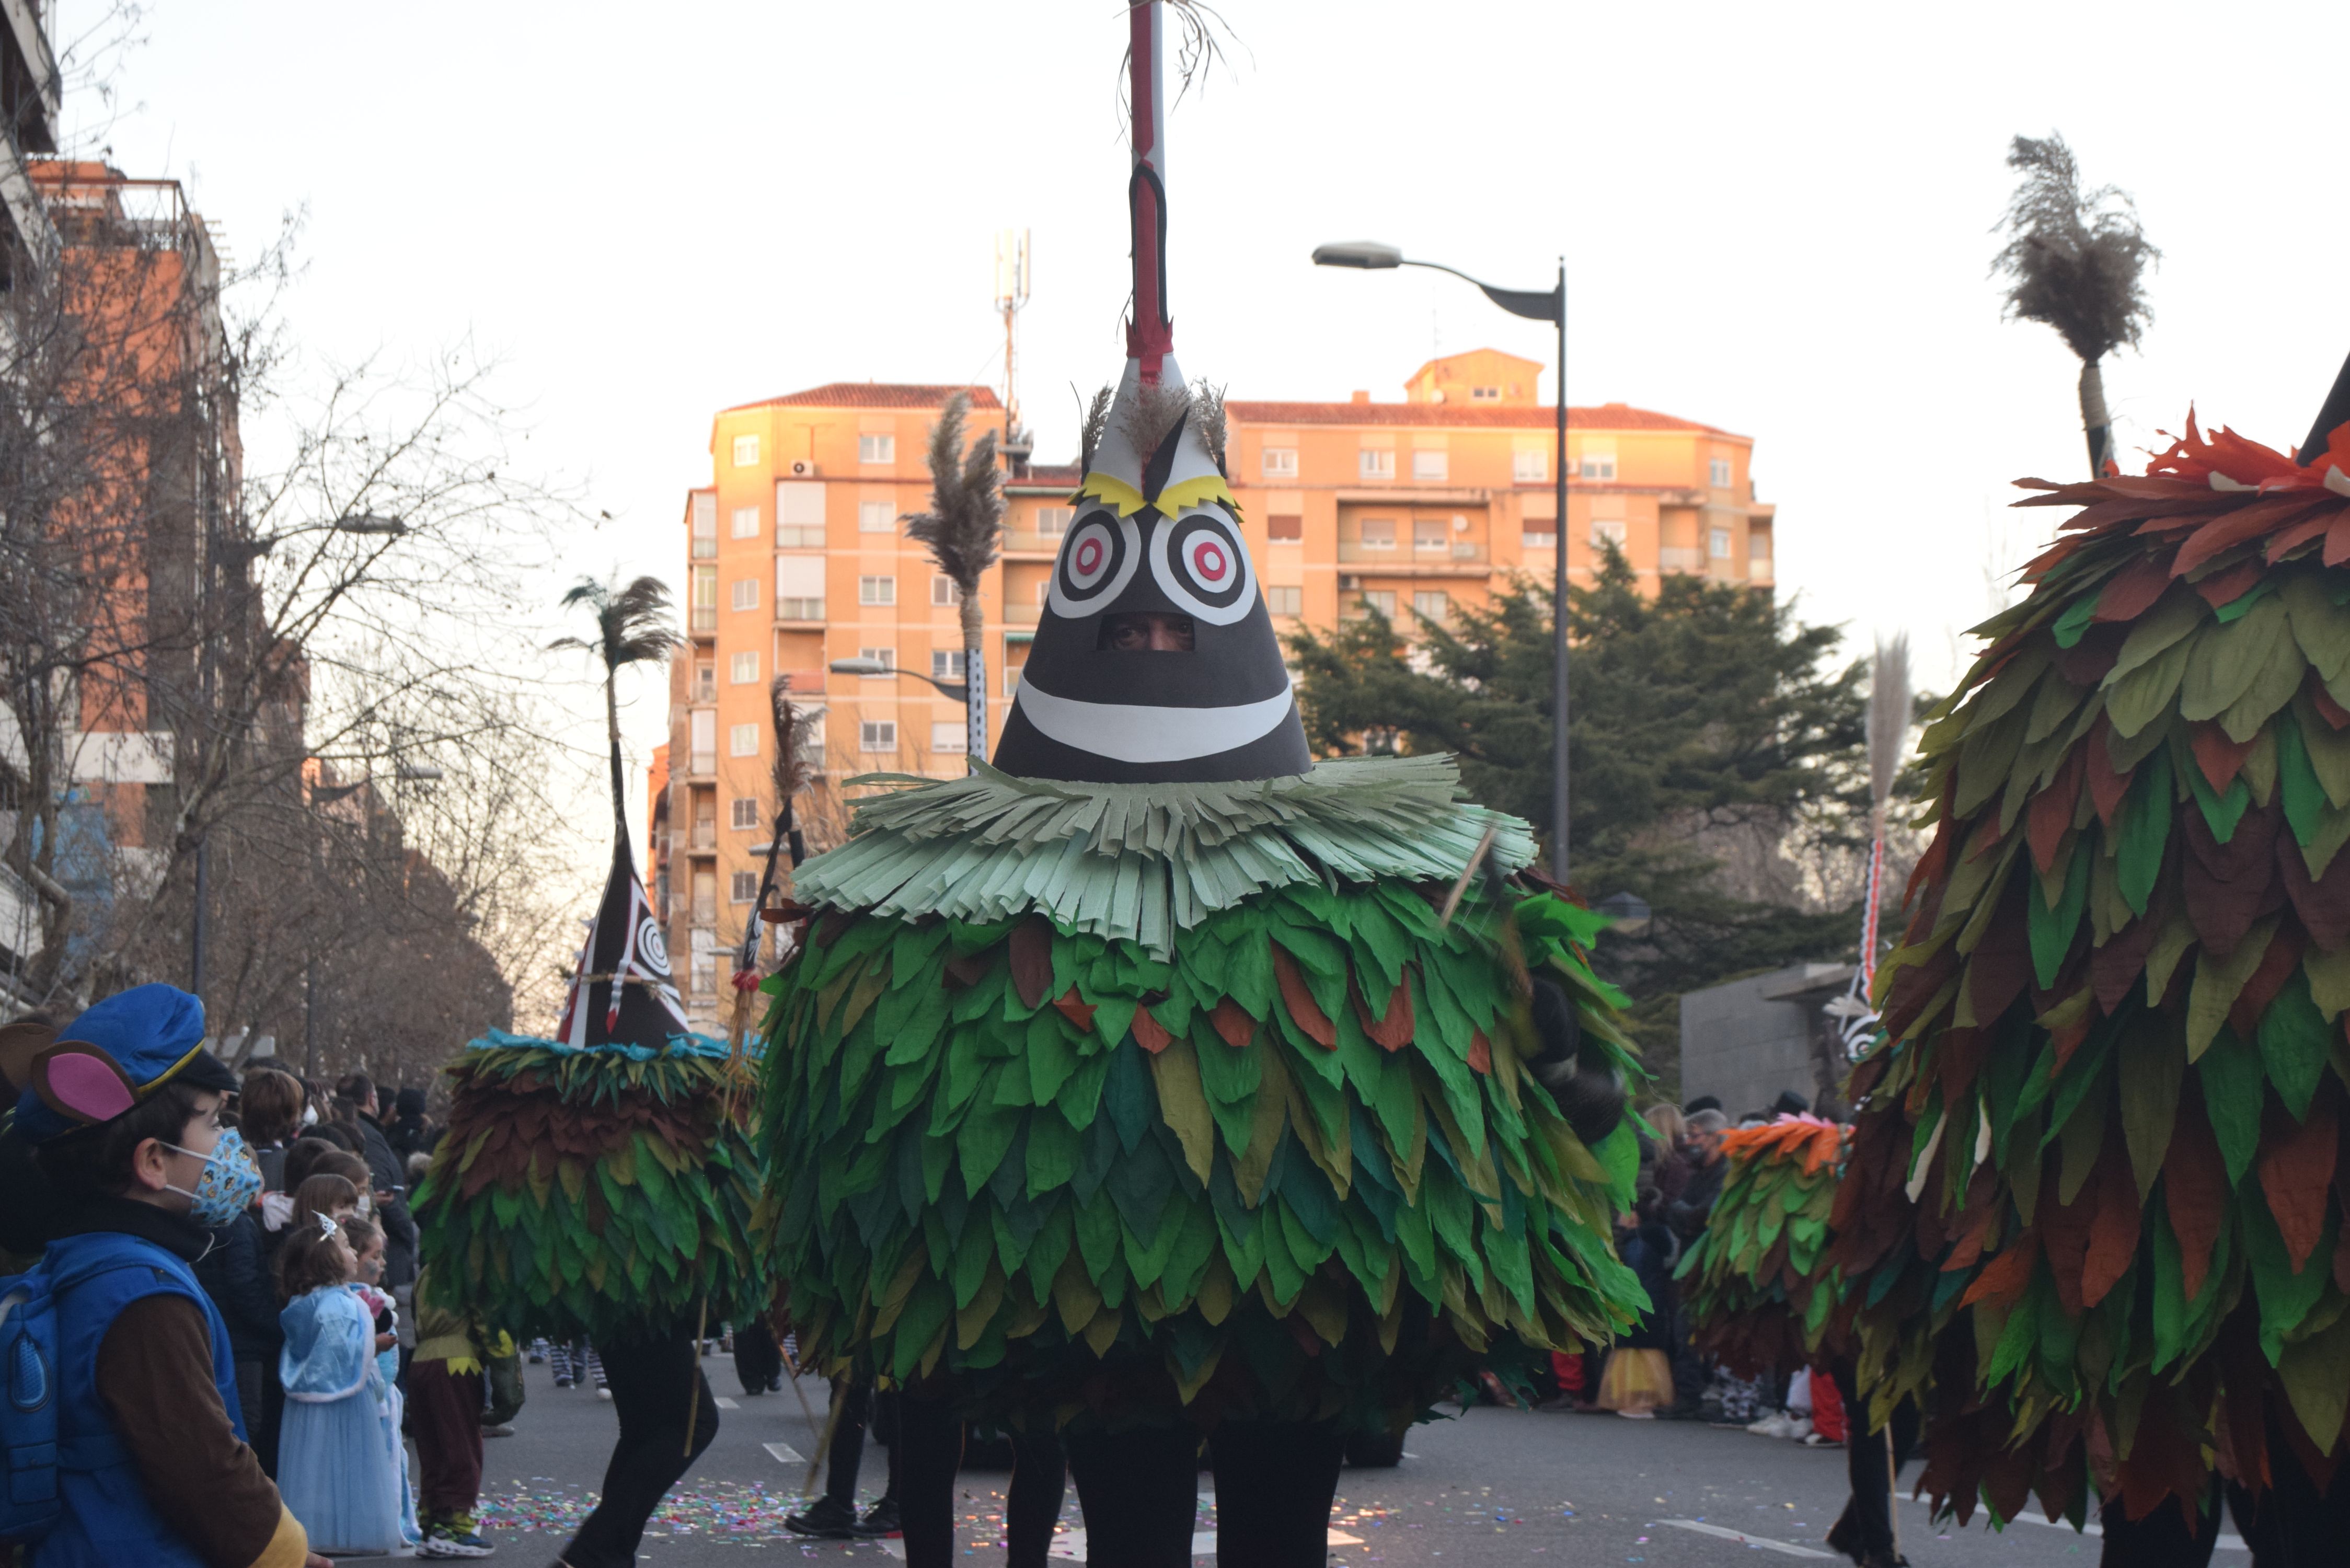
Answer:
193;509;413;1000
1312;241;1570;883
827;657;970;705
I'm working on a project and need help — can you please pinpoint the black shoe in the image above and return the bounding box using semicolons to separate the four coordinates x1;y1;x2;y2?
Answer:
767;1373;784;1392
785;1496;860;1539
854;1496;901;1538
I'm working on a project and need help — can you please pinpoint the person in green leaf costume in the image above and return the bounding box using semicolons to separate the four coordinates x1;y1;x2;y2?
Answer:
757;24;1639;1566
416;574;768;1568
1835;377;2350;1566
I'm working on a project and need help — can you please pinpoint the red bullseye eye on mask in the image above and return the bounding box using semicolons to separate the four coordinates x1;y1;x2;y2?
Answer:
1049;510;1142;617
1151;507;1256;624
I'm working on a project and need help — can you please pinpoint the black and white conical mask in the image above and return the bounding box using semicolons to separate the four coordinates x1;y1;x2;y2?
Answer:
992;354;1312;785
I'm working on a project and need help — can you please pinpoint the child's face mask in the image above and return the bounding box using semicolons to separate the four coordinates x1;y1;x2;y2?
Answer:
158;1127;261;1227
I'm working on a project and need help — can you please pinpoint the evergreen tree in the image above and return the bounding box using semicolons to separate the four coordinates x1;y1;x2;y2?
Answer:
1287;550;1870;1079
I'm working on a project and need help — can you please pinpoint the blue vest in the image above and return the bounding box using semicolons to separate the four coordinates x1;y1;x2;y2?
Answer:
29;1229;246;1568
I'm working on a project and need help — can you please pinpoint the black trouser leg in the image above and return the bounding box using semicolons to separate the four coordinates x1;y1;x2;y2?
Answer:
1210;1418;1347;1568
2097;1484;2220;1568
874;1389;902;1501
2223;1414;2350;1566
1067;1421;1201;1568
1825;1363;1916;1564
896;1389;965;1567
821;1379;872;1510
560;1330;720;1568
1006;1424;1067;1568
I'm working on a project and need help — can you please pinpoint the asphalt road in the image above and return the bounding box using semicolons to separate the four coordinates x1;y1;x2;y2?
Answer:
391;1354;2228;1565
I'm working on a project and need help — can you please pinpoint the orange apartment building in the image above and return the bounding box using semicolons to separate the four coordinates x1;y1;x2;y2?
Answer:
660;350;1773;1029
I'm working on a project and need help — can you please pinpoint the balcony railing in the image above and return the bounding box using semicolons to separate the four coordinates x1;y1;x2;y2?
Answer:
692;897;717;925
1003;602;1042;626
1658;547;1704;573
691;607;717;632
776;669;827;695
689;751;715;777
691;822;716;850
1000;529;1068;556
1336;540;1488;566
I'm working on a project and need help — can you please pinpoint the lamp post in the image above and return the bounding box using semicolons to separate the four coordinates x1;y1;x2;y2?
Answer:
827;658;971;706
1311;243;1570;882
193;511;410;1001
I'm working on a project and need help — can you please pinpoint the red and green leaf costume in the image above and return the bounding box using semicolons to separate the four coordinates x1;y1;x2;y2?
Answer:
1836;416;2350;1528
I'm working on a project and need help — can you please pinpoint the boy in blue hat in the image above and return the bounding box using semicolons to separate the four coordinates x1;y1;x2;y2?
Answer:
7;983;330;1568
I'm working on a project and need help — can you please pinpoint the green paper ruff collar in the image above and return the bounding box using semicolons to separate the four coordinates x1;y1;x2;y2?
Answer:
792;754;1534;957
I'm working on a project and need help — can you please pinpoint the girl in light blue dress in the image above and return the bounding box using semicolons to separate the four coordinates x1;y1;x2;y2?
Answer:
275;1216;406;1555
343;1215;422;1547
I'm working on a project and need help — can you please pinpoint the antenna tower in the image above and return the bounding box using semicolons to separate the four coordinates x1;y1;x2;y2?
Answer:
995;228;1032;464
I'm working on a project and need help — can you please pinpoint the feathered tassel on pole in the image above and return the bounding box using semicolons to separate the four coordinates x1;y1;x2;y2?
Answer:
724;678;816;1089
1859;632;1911;985
1991;133;2159;480
903;391;1005;764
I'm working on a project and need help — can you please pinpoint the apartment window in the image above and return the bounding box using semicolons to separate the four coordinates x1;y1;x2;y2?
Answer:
1470;386;1502;401
1750;529;1773;561
692;493;717;558
776;481;826;547
690;952;717;995
932;650;965;681
729;723;758;757
859;500;895;534
860;720;898;752
1004;663;1024;696
732;434;760;467
1357;518;1396;551
731;578;758;613
1709;458;1732;488
776;555;824;621
1411;451;1448;483
798;726;827;773
1413;591;1450;625
1709;527;1733;560
691;566;717;631
1262;447;1298;479
1358;590;1397;618
731;798;761;829
859;434;896;465
1591;518;1628;550
1514;450;1548;484
859;575;896;606
1522;529;1557;549
1412;519;1448;552
931;574;961;607
1358;449;1395;481
689;710;716;773
692;660;716;701
1266;585;1303;617
729;651;759;685
692;870;717;926
857;647;896;673
930;720;967;755
1034;506;1074;536
1268;513;1303;542
731;505;761;539
1580;457;1616;480
730;871;758;904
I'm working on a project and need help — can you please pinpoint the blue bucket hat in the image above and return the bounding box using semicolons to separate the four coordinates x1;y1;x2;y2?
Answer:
11;983;234;1144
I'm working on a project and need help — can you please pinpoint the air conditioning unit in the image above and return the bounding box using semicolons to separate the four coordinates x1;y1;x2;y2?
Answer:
787;459;819;478
1338;574;1362;591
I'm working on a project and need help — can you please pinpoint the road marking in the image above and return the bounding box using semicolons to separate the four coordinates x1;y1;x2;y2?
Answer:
1657;1519;1833;1558
761;1440;806;1465
713;1396;739;1409
1016;1528;1358;1562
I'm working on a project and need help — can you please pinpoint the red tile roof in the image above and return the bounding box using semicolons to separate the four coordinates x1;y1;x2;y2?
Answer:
724;383;1005;413
1226;399;1737;436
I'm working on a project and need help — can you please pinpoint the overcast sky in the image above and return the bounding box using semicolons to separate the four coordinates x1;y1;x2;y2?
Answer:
84;0;2350;778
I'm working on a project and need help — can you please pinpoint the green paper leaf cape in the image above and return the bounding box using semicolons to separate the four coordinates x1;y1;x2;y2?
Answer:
414;1030;768;1344
759;755;1646;1431
1836;417;2350;1529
